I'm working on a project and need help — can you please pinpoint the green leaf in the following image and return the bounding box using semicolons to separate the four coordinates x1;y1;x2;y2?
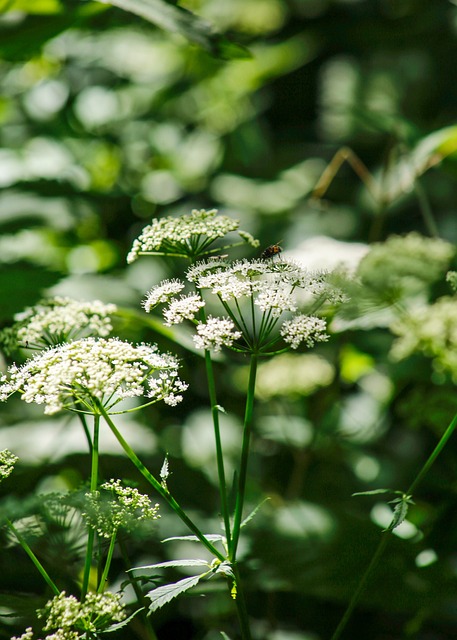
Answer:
100;608;145;633
162;534;225;543
352;489;392;497
133;559;210;570
241;497;270;528
96;0;251;59
147;574;203;612
384;495;414;532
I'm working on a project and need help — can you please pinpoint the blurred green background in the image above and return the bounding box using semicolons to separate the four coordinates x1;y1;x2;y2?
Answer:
2;0;457;638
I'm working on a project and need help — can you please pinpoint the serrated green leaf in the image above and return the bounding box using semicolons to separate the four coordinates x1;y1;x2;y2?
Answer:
352;489;392;497
100;607;144;633
147;574;203;612
96;0;250;59
162;534;225;543
132;559;210;571
384;498;411;532
241;497;270;528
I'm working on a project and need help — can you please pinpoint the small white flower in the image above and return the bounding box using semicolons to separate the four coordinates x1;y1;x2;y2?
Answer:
163;294;205;326
193;316;243;352
143;279;185;312
0;337;186;414
280;315;329;349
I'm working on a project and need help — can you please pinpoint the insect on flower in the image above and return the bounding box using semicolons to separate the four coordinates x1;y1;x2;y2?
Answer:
261;241;282;260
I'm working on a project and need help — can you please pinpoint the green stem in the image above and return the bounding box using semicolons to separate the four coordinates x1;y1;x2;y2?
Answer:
81;414;100;599
232;563;252;640
98;403;225;562
331;410;457;640
230;353;258;560
330;534;390;640
6;519;60;596
204;347;232;545
97;533;117;594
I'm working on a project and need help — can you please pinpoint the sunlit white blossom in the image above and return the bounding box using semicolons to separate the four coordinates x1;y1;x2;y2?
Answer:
0;297;117;354
163;293;205;326
127;208;259;263
193;316;243;352
280;315;329;349
143;279;185;312
0;337;187;414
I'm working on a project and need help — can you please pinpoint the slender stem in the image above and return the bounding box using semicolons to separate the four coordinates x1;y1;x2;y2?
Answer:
204;347;232;544
6;519;60;596
232;563;252;640
331;410;457;639
81;414;100;599
407;411;457;495
98;403;225;562
230;353;258;560
330;534;390;640
97;534;117;594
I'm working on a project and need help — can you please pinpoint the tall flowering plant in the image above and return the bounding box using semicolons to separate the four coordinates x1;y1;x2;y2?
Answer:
0;209;335;640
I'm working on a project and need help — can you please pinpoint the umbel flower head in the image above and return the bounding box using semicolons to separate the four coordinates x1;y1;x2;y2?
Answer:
0;297;117;355
144;257;331;355
83;478;160;538
127;208;259;263
12;590;126;639
0;337;187;415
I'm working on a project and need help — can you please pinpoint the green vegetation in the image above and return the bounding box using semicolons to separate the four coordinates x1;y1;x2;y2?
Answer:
2;1;457;639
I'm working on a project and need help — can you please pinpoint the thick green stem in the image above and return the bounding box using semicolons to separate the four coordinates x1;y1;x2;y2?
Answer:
230;353;258;560
6;519;60;596
81;414;100;599
204;348;232;544
98;403;225;562
331;410;457;639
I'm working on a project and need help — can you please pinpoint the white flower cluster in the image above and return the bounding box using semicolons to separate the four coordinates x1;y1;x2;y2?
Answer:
0;337;187;415
0;297;117;354
12;591;125;640
143;279;185;312
280;315;329;349
144;257;331;355
127;208;258;263
83;478;160;538
0;449;18;482
194;316;243;352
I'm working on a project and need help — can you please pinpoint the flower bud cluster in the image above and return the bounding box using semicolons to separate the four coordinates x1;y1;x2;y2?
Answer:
127;208;259;263
0;449;18;482
83;478;160;538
